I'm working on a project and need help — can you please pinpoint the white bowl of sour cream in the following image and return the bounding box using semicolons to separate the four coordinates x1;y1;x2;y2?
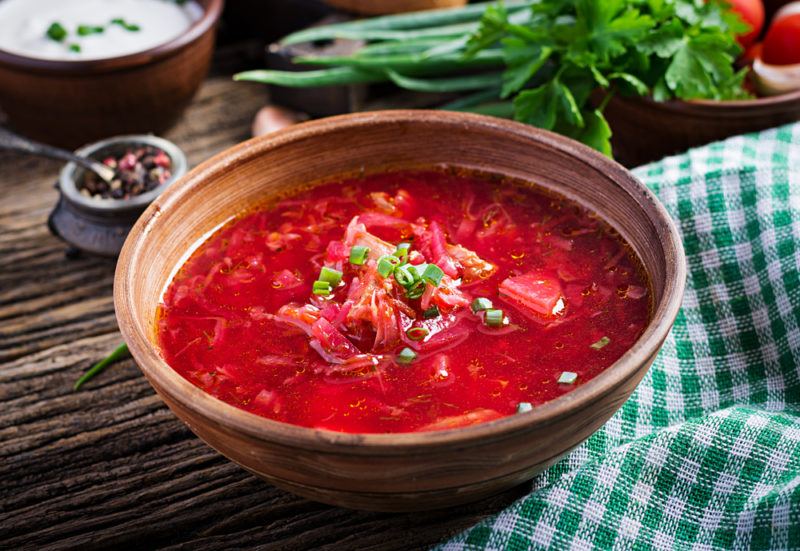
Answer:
0;0;204;61
0;0;223;145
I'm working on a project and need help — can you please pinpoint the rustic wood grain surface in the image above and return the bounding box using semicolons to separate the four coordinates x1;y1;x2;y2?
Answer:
0;44;528;550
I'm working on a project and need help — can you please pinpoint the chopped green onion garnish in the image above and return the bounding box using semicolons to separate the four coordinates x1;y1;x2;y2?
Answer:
558;371;578;384
484;308;505;327
471;297;493;313
77;24;104;36
73;342;130;391
406;281;426;300
394;265;415;287
111;18;140;32
516;402;533;414
68;43;81;52
423;305;440;319
349;245;369;265
312;281;332;296
406;327;429;341
395;242;411;258
422;264;444;286
590;336;610;350
46;22;67;42
319;266;343;286
396;347;417;365
377;255;400;277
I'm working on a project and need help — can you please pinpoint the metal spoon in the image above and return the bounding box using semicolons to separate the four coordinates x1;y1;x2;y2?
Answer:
0;127;116;183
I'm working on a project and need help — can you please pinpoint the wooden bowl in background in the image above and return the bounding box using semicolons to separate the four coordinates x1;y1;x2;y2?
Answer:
114;110;686;511
0;0;224;148
324;0;466;15
605;90;800;166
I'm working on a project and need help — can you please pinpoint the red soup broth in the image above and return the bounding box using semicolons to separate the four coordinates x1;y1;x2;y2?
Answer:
157;169;651;433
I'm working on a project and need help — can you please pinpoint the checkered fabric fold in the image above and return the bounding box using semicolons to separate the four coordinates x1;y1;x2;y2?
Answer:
437;124;800;550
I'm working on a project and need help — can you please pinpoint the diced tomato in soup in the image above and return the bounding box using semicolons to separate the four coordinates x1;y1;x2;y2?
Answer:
158;170;651;433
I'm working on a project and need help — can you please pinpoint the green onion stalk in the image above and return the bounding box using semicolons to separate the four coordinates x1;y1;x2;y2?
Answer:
74;342;130;390
235;0;751;157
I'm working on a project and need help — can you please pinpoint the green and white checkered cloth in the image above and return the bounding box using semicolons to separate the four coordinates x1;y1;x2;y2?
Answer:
438;124;800;550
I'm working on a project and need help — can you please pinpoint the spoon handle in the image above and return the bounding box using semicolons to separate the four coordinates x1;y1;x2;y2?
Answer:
0;127;115;182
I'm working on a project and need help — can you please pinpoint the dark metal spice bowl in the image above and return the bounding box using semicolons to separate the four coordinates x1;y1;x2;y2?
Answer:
48;135;187;257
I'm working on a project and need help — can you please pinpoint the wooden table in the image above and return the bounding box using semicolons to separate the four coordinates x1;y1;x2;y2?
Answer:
0;46;527;550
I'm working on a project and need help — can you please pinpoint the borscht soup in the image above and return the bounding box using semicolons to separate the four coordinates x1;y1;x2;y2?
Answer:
157;169;651;433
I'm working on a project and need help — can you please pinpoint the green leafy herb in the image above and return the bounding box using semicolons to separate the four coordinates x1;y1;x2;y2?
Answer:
74;343;129;390
68;43;81;53
236;0;751;157
46;22;67;42
591;336;611;350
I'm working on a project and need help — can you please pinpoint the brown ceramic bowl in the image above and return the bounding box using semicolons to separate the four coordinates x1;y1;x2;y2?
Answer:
0;0;223;148
604;89;800;167
114;110;686;512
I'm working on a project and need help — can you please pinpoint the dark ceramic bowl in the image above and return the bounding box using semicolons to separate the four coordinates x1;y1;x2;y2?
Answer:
0;0;223;148
49;134;187;257
605;90;800;166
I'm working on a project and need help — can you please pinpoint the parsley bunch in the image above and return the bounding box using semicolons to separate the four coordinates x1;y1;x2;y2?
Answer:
235;0;751;157
467;0;750;154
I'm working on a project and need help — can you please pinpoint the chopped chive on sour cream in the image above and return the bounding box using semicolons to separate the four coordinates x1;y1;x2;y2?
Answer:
3;0;202;61
46;22;67;42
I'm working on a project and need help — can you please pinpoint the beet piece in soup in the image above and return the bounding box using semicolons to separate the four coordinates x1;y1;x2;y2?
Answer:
157;170;651;433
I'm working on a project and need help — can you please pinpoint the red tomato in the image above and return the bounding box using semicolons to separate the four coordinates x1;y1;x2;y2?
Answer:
742;41;763;64
729;0;765;48
763;13;800;65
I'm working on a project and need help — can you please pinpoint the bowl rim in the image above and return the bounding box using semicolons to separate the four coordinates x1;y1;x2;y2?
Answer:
618;88;800;114
115;110;687;452
0;0;224;74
